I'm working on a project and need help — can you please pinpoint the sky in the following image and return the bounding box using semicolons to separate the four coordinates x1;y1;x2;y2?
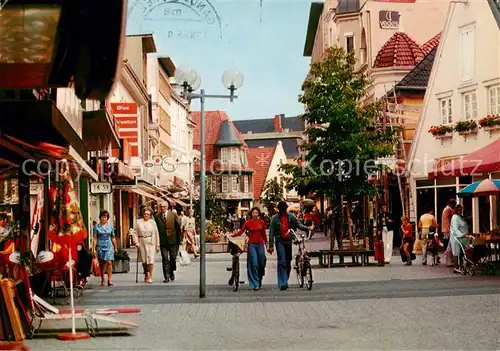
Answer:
126;0;311;120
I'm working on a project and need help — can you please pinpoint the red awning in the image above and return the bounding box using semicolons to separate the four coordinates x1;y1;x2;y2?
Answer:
429;139;500;178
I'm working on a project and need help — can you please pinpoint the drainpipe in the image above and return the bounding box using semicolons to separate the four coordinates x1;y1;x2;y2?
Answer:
366;10;372;69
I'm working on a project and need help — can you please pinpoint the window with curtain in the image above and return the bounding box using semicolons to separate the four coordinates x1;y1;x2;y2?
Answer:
488;85;500;114
439;98;453;124
462;91;477;119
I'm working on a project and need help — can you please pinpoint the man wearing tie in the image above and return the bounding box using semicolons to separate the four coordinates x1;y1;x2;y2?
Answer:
154;202;182;283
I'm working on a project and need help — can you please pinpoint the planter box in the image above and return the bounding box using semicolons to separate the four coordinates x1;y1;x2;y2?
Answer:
434;132;452;139
206;243;228;253
112;259;130;273
482;125;500;132
458;129;478;140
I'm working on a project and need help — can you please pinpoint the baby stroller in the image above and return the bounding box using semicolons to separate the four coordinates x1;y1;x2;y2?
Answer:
453;236;491;276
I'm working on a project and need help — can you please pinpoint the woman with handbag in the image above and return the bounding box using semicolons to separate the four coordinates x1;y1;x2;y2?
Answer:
133;208;160;283
93;210;117;286
181;209;199;259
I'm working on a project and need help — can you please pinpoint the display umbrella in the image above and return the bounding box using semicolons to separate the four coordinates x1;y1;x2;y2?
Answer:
458;179;500;197
47;160;89;340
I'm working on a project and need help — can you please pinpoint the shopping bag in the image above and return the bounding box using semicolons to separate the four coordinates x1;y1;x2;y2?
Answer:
413;239;422;255
178;247;191;266
91;257;101;277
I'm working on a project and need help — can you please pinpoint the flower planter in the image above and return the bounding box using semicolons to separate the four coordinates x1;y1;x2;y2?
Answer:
458;128;478;140
112;259;130;273
206;243;228;253
434;132;453;144
482;125;500;135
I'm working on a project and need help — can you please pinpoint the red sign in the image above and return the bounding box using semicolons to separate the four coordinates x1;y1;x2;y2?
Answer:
111;102;139;157
111;102;138;115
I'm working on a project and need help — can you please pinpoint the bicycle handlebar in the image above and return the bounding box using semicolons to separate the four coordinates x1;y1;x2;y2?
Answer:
287;229;305;242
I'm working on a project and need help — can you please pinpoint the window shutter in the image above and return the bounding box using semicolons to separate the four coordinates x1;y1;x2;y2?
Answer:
460;28;474;82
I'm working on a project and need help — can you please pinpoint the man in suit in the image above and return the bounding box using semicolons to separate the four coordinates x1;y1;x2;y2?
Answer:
154;201;182;283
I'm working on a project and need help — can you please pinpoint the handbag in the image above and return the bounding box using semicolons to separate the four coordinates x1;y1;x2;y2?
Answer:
413;239;422;255
91;257;101;277
178;247;191;266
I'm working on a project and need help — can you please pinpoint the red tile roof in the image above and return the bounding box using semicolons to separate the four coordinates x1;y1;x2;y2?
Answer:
373;32;425;69
421;33;441;55
191;110;250;173
247;147;276;199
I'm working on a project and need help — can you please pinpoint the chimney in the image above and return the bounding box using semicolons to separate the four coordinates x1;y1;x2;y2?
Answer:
274;114;283;132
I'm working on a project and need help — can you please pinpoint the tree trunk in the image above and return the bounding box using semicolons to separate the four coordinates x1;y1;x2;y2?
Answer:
346;198;354;247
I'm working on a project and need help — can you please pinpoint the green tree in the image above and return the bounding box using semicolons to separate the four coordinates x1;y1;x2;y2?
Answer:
282;46;395;246
261;178;285;212
194;183;226;230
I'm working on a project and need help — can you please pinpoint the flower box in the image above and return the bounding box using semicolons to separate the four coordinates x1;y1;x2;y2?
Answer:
428;125;454;138
112;259;130;273
454;120;478;134
483;125;500;132
478;114;500;128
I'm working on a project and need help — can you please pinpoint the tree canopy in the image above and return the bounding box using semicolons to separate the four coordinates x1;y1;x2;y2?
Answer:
261;178;285;211
282;46;395;202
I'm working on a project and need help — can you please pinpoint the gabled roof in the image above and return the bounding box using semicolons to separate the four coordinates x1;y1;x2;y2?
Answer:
216;120;243;146
246;139;301;158
421;33;441;55
395;46;438;89
191;110;246;147
488;0;500;28
303;2;324;57
233;116;305;134
336;0;359;15
373;32;425;69
247;147;276;199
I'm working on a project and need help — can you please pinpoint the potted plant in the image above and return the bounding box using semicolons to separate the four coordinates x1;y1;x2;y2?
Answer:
428;125;453;138
454;120;478;135
112;249;130;273
478;114;500;130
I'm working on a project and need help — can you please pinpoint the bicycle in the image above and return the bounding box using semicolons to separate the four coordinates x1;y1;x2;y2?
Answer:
226;235;245;292
289;229;313;290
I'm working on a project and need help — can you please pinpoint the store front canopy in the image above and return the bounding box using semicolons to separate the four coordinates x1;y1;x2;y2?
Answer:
429;139;500;179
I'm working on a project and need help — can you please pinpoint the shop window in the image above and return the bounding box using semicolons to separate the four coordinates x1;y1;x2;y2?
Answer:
416;188;435;221
459;176;472;185
436;187;456;226
416;179;434;188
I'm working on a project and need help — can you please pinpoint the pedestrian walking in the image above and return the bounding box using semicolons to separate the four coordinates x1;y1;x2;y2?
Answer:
441;199;456;267
377;204;394;264
232;207;267;290
92;210;117;287
418;207;438;266
181;209;199;258
400;216;414;265
133;207;160;283
154;202;182;283
268;201;313;290
450;204;470;274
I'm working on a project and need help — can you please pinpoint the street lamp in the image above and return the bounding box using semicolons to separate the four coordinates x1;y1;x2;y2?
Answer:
175;66;243;298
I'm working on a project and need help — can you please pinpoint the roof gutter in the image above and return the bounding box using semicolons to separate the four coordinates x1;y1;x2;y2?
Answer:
395;86;427;91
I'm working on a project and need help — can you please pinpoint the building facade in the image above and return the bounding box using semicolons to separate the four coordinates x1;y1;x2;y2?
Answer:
192;111;254;214
407;0;500;232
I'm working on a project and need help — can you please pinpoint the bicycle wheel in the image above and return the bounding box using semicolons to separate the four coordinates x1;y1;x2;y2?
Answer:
233;258;239;292
305;260;313;290
296;257;304;288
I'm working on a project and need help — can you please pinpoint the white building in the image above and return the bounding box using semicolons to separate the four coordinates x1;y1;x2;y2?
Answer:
407;0;500;232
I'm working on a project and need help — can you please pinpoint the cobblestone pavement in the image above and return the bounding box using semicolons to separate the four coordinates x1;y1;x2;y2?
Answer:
27;234;500;350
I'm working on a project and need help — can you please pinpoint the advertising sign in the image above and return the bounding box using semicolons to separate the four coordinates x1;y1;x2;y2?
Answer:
379;11;400;29
111;102;139;156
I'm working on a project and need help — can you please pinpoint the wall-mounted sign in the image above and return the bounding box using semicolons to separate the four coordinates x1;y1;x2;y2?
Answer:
144;160;154;168
152;155;163;166
90;182;112;194
111;102;139;157
379;11;400;29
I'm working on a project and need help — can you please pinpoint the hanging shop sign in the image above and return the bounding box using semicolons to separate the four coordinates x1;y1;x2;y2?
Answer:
111;102;139;157
90;181;112;194
379;11;400;29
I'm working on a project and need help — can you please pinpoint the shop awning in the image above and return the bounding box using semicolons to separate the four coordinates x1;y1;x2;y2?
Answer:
0;100;88;158
429;139;500;178
114;185;164;202
82;109;120;150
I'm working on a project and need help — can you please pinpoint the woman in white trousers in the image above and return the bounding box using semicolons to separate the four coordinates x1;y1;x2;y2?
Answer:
377;204;394;264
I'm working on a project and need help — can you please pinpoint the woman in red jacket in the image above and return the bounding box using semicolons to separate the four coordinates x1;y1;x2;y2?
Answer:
232;207;267;290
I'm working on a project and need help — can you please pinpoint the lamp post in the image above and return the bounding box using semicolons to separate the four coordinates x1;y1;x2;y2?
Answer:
175;66;244;298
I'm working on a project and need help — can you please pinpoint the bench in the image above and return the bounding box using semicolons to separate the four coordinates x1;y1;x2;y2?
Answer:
309;249;374;267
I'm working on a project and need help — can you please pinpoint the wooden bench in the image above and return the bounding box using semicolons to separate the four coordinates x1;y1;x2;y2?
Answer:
309;249;374;267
